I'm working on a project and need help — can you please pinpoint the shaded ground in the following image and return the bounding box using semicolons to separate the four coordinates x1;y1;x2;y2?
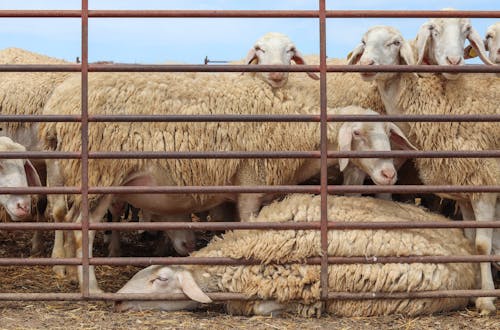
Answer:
1;230;499;330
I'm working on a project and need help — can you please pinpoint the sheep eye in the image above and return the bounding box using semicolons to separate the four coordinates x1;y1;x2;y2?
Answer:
254;46;264;53
485;33;493;40
353;130;362;137
361;40;366;46
288;47;296;53
156;276;168;282
464;25;472;33
392;40;401;46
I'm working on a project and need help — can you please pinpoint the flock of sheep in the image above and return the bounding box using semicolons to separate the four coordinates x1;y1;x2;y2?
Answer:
0;10;499;317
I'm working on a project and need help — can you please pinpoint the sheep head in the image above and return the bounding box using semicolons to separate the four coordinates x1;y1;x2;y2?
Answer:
244;32;319;88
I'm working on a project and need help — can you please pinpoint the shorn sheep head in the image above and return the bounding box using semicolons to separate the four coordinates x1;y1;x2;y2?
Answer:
0;136;42;221
114;265;211;312
244;32;319;87
466;22;500;77
347;26;415;82
414;8;493;79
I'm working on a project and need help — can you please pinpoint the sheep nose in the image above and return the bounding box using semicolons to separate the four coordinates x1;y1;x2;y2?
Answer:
381;169;396;180
446;56;463;65
268;72;284;81
360;59;375;66
16;202;30;216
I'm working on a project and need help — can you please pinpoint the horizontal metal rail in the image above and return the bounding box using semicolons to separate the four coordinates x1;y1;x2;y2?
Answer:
0;290;499;302
0;10;499;19
1;255;500;267
0;150;499;160
1;114;499;123
1;64;500;73
0;185;498;195
2;220;500;231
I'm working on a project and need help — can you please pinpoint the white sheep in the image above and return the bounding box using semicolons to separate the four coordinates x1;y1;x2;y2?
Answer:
0;47;71;255
412;8;493;80
39;70;416;293
242;32;319;87
484;22;500;64
0;136;42;220
347;25;499;315
114;194;477;317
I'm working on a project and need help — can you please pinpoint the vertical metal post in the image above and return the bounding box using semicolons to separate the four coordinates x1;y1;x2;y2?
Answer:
81;0;90;298
318;0;329;301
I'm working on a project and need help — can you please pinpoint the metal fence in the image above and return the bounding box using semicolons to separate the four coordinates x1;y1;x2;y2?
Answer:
0;1;500;304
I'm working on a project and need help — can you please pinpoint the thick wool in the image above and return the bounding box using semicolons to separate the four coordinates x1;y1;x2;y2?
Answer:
289;56;385;114
39;72;366;209
0;47;71;134
391;73;499;201
187;194;477;317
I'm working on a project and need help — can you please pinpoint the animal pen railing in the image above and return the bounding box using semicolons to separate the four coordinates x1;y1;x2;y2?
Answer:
0;1;500;304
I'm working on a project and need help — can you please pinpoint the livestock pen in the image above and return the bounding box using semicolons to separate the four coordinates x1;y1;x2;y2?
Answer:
0;1;499;329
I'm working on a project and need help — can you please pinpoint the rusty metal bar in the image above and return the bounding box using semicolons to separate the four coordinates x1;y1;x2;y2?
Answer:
318;0;329;303
2;255;500;267
0;289;499;302
0;9;499;19
0;114;499;123
2;64;500;74
0;184;498;195
1;220;500;231
80;0;90;298
0;150;499;160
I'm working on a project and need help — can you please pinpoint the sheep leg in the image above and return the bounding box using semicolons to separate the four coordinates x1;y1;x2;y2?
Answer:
30;196;47;256
471;193;497;315
458;201;476;241
74;195;112;294
107;200;125;257
237;193;265;221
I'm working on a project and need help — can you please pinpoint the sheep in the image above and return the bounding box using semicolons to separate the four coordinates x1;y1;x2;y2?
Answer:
39;69;416;292
412;8;493;80
0;47;72;255
114;194;477;317
347;25;500;315
484;22;500;64
0;136;42;221
241;32;319;87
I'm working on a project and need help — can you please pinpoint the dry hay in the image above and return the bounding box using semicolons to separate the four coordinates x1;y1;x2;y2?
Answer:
1;227;499;329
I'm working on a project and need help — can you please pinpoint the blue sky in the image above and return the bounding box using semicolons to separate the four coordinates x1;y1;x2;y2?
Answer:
0;1;497;64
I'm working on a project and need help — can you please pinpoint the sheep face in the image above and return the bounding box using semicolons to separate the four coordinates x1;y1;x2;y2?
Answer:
245;32;318;88
114;265;210;312
415;12;492;79
485;23;500;64
165;229;196;256
347;26;414;82
0;137;41;221
338;119;417;186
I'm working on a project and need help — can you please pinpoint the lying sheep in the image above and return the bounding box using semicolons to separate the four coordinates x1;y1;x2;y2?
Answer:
115;194;477;317
39;69;416;292
0;136;42;220
347;25;499;315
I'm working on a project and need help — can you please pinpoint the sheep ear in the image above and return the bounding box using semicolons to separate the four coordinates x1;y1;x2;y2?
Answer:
24;160;42;187
388;123;418;151
245;47;259;65
415;23;432;65
467;28;494;65
291;49;320;80
347;43;364;65
338;123;352;172
177;270;212;304
464;45;478;59
400;41;416;66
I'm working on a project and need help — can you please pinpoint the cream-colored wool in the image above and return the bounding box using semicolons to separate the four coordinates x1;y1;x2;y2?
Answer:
387;73;499;202
288;56;385;114
39;72;369;211
0;47;71;136
178;194;477;317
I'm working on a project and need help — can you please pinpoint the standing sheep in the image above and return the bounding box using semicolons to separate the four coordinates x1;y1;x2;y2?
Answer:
347;25;499;315
484;22;500;64
115;194;477;317
39;71;415;293
0;47;71;255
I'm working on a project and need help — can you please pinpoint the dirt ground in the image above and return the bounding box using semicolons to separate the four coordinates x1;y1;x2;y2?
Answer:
1;230;499;330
